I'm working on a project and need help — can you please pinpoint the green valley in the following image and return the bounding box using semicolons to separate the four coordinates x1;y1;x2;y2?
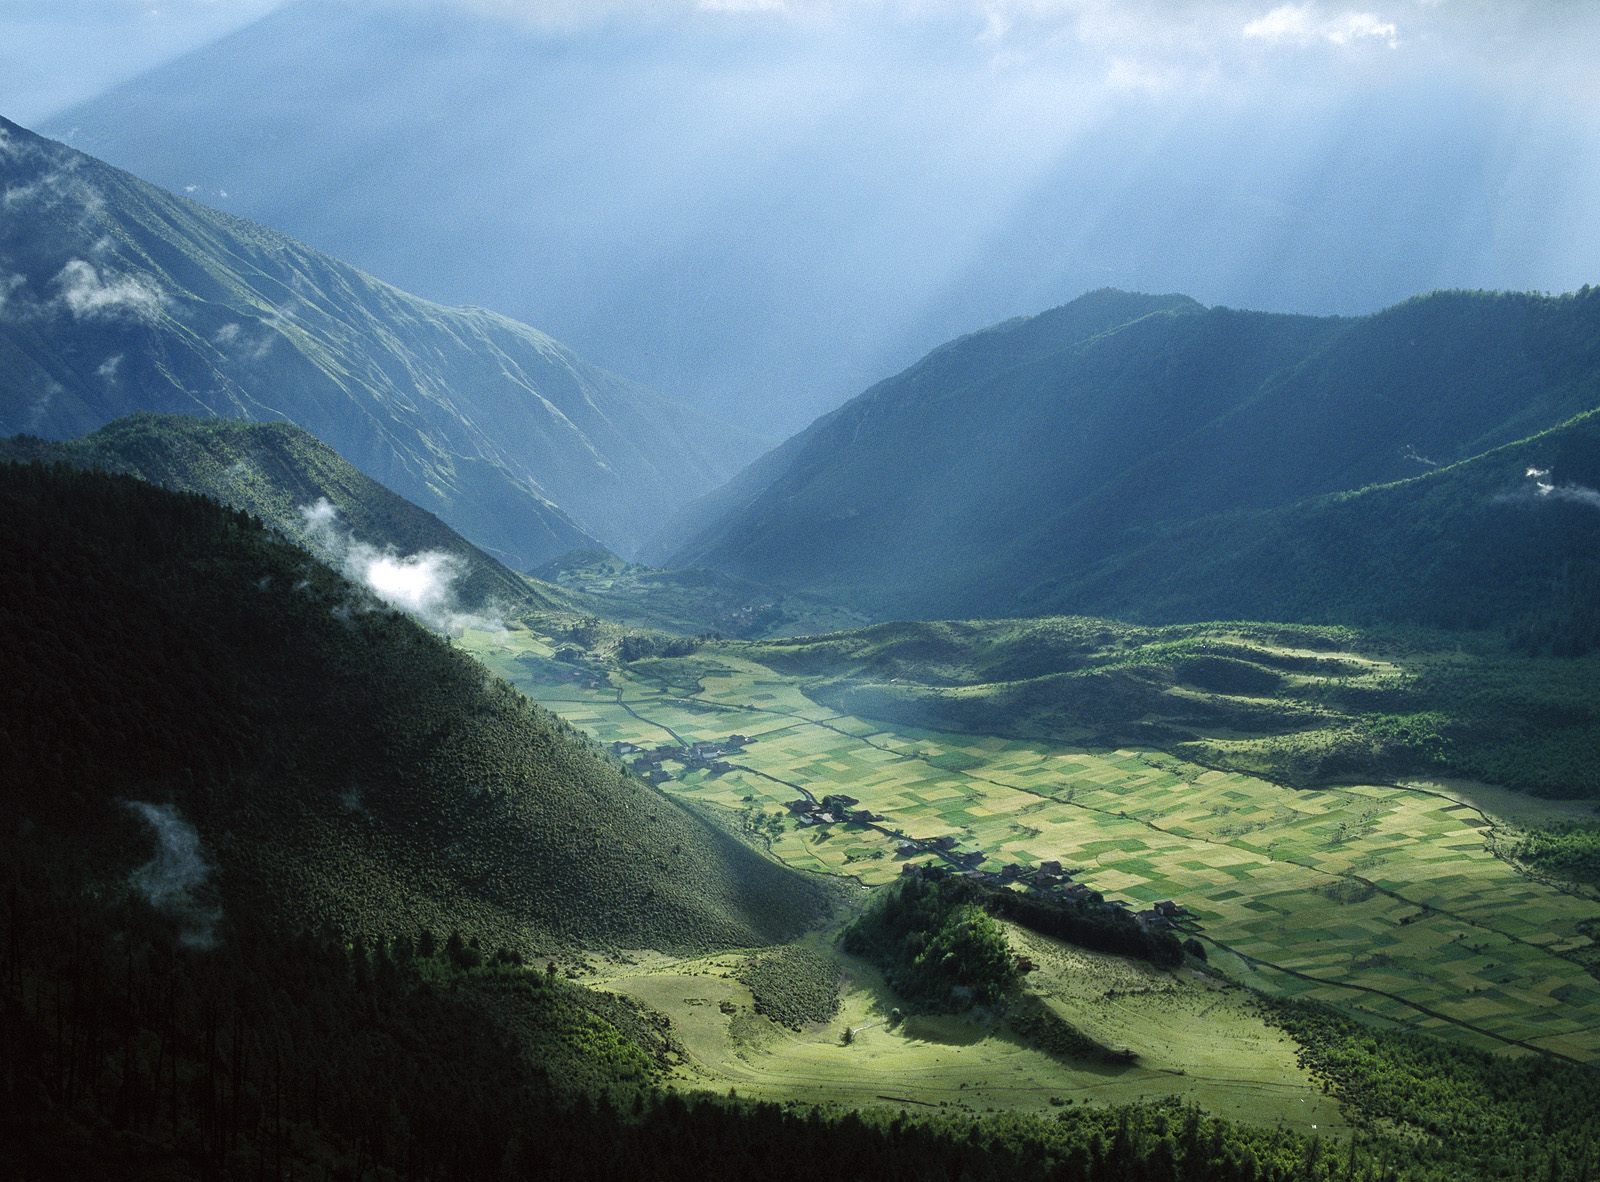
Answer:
462;620;1600;1072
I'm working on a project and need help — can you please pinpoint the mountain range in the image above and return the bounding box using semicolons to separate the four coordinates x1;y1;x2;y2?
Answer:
0;114;758;568
665;286;1600;643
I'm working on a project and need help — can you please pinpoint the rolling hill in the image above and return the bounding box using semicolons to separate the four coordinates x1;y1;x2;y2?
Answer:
0;459;834;957
665;287;1600;631
0;114;758;566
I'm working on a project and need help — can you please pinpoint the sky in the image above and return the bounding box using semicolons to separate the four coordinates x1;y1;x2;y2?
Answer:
6;0;1599;436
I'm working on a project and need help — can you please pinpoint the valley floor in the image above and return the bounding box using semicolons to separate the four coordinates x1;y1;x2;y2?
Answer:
462;626;1600;1074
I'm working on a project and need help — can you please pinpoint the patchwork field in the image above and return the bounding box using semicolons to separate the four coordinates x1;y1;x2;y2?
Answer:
464;627;1600;1065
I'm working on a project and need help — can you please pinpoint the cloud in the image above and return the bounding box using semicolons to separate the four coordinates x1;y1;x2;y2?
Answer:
1243;3;1397;48
96;353;123;382
298;497;502;635
0;273;24;316
1535;479;1600;513
53;259;164;322
124;800;219;950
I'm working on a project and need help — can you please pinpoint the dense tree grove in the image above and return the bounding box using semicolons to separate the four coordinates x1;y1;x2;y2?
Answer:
1271;1002;1600;1178
1513;824;1600;887
844;872;1027;1009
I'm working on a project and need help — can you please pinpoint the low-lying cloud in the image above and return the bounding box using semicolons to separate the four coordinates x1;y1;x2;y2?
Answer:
53;258;164;322
124;801;219;949
299;497;501;635
1518;467;1600;514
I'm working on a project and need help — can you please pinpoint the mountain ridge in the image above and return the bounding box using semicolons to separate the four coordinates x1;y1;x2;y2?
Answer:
0;114;759;566
666;284;1600;630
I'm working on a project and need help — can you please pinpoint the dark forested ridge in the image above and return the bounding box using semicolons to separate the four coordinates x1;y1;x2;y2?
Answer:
0;115;757;563
667;286;1600;635
0;412;562;613
0;460;832;956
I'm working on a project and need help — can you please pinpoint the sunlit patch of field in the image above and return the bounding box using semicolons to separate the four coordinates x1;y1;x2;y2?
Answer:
582;929;1345;1134
462;628;1600;1065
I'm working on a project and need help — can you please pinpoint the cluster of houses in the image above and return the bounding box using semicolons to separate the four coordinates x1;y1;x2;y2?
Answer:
553;661;609;691
613;735;750;785
785;793;884;827
898;857;1193;930
613;734;1197;934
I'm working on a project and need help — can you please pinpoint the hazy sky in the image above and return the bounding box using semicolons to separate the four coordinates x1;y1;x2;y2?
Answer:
8;0;1600;434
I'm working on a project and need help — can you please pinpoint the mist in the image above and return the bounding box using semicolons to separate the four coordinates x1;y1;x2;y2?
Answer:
299;497;502;634
124;800;220;949
19;1;1594;436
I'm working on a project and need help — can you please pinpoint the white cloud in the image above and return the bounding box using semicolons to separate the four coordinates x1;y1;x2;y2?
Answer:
96;353;123;382
298;497;502;635
124;800;219;950
1243;3;1398;48
0;273;24;316
52;259;164;322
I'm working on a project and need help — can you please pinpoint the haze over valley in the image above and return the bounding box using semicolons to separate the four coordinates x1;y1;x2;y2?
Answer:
4;5;1600;1179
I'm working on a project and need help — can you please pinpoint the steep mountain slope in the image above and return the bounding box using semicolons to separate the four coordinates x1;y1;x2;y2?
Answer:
1024;405;1600;646
0;115;756;565
669;287;1600;623
0;413;567;614
0;460;833;955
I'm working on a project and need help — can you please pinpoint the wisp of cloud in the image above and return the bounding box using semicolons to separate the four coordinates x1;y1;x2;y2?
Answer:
124;800;219;949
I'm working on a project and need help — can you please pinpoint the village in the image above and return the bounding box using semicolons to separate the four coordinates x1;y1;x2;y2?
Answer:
611;735;1194;937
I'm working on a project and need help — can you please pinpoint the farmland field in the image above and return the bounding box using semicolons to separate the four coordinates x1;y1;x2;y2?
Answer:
463;626;1600;1067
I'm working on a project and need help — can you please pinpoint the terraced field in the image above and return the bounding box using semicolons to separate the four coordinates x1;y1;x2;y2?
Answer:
464;627;1600;1064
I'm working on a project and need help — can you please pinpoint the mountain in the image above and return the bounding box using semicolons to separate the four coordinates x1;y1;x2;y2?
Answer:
0;412;567;615
666;286;1600;628
43;0;1591;440
0;459;833;956
0;114;759;567
1023;405;1600;649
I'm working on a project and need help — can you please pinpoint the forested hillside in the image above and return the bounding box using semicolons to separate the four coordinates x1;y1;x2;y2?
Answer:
0;115;756;563
0;460;832;955
668;287;1600;630
0;413;562;614
1019;406;1600;652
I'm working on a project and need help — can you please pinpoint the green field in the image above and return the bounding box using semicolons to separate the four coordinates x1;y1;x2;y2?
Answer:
464;627;1600;1067
579;927;1345;1134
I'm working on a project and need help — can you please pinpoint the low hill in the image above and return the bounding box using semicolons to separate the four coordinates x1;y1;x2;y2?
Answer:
0;460;834;956
0;413;566;615
667;287;1600;630
742;615;1600;799
0;115;759;565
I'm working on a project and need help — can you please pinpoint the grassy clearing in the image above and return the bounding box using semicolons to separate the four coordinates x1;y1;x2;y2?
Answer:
579;930;1344;1134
